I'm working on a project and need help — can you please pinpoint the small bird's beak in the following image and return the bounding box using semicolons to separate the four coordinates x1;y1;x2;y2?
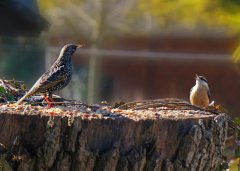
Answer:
195;74;199;80
77;44;85;48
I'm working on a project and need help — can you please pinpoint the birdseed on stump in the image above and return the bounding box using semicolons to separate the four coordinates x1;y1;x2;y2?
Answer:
0;100;229;171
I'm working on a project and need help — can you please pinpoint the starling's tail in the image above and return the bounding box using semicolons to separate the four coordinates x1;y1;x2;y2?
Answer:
16;93;30;105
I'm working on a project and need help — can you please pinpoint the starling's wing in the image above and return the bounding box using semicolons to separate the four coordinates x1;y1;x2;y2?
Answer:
33;67;67;93
17;64;67;104
16;71;57;104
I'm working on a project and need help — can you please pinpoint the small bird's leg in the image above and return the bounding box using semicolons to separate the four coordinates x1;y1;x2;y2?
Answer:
43;95;53;107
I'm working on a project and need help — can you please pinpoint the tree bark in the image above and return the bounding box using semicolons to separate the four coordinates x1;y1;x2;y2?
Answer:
0;103;228;171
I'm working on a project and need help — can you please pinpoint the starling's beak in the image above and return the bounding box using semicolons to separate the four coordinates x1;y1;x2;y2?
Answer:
77;44;85;48
195;74;199;80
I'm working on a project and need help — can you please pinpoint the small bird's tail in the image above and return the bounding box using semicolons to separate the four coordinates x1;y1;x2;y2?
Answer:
209;101;215;106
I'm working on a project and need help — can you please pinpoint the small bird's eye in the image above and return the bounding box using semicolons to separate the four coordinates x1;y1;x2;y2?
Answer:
199;76;207;83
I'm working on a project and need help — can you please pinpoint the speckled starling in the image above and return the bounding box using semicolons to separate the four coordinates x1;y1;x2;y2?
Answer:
17;44;82;106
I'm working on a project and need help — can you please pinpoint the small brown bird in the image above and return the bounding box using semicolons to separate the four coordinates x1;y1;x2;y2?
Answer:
190;74;211;108
17;44;83;106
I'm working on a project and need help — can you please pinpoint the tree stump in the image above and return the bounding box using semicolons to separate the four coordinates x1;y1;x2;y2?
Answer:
0;102;228;171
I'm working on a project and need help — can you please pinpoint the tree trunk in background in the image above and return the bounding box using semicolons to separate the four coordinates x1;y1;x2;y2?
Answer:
87;0;107;104
0;107;227;171
87;45;101;104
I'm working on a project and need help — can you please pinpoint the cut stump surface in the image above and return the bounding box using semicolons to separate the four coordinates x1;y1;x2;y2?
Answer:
0;102;228;171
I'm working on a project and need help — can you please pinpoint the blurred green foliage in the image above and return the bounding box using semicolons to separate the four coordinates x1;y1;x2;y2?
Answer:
0;38;46;86
38;0;240;38
0;86;14;102
233;45;240;63
235;117;240;125
228;157;240;171
133;0;240;35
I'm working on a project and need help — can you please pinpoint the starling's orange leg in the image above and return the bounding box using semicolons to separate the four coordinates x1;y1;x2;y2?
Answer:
48;97;57;106
43;95;53;107
49;97;64;106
